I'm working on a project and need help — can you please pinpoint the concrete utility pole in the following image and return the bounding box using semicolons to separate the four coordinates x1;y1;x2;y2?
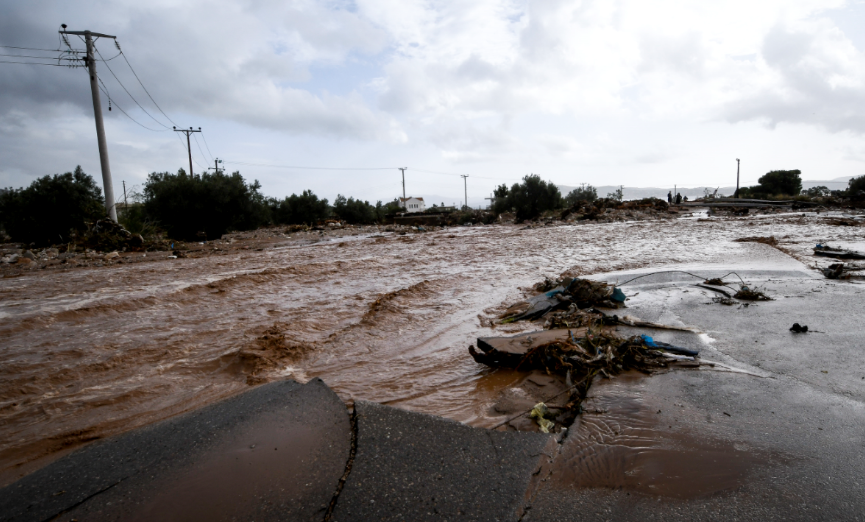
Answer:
174;127;201;175
208;158;224;174
399;167;407;200
122;180;128;213
736;158;741;198
60;26;118;221
461;174;469;209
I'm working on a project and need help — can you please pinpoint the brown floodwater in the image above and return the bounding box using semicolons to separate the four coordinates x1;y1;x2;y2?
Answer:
0;211;858;485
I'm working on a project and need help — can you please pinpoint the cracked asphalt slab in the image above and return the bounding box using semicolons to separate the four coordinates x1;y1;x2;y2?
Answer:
0;378;351;522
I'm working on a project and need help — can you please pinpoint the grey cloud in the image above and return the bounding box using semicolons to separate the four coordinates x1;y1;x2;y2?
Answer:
0;0;399;141
722;23;865;133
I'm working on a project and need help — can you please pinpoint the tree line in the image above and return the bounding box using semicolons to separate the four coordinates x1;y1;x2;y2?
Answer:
2;166;863;246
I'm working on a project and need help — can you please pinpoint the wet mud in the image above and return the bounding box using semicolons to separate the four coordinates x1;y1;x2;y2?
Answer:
548;372;781;499
0;211;857;485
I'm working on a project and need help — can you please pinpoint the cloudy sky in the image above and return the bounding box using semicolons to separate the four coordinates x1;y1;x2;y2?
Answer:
2;0;864;205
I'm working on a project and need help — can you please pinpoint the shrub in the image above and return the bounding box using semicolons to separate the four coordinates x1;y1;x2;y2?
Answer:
804;186;830;198
375;199;402;222
565;184;598;205
606;187;624;202
0;166;106;246
333;195;376;224
494;174;563;221
849;175;865;198
143;169;269;240
747;170;802;197
270;190;330;225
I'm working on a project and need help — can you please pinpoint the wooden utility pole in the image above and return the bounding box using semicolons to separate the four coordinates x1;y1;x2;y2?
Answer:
399;167;407;200
174;127;201;175
461;174;469;209
208;158;223;174
736;158;741;198
59;27;118;221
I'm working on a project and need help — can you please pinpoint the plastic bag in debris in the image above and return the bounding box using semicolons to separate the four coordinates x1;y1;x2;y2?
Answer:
639;335;700;357
529;402;556;433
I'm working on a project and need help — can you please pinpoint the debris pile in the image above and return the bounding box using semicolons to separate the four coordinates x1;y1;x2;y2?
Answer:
814;244;865;260
734;236;778;247
733;285;772;301
501;277;626;324
562;198;673;223
822;263;865;280
470;326;704;432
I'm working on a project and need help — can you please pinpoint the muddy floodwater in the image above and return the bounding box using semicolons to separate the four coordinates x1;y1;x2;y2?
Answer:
1;211;862;485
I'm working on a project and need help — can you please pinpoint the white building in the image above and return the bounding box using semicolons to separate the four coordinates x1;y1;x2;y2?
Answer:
399;197;426;213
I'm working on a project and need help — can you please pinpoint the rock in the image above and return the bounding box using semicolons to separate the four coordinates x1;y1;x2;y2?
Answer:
22;250;35;260
2;254;18;264
45;248;59;258
17;257;32;265
104;251;120;261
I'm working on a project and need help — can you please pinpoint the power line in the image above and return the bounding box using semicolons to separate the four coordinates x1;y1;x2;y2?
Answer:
117;44;178;127
0;44;68;52
93;43;171;129
0;60;83;67
192;132;211;165
224;161;398;170
0;53;80;60
96;77;167;132
200;131;216;162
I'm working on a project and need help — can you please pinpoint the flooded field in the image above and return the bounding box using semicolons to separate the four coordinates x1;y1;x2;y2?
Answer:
1;210;862;485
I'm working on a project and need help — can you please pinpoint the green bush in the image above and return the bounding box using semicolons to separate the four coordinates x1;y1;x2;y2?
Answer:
269;190;330;225
565;184;598;205
804;186;830;198
333;195;376;224
375;199;402;222
493;175;563;221
0;166;106;246
143;169;269;240
848;175;865;198
746;170;803;198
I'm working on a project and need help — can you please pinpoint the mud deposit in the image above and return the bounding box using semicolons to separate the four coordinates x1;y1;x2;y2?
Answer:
0;212;860;485
549;372;776;499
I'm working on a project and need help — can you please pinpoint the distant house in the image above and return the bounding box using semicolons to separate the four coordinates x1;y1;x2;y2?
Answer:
399;197;425;213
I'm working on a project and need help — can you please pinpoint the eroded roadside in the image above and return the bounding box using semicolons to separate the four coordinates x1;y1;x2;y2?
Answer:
1;211;863;486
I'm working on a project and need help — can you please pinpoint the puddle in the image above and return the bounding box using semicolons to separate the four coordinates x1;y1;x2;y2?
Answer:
549;372;777;499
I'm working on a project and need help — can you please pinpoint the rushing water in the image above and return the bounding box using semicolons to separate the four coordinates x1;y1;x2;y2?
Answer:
0;211;861;484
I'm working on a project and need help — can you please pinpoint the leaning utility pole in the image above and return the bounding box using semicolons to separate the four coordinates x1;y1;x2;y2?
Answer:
174;127;201;175
736;158;741;198
59;26;118;221
208;158;224;174
399;167;407;200
461;174;469;210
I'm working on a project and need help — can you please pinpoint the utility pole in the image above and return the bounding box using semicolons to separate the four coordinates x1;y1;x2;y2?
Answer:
461;174;469;210
59;26;118;222
399;167;407;200
122;180;128;213
736;158;741;198
174;127;201;175
208;158;224;174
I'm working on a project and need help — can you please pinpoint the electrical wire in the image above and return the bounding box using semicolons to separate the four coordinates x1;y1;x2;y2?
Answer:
192;133;211;167
199;131;216;162
0;44;67;52
224;161;398;170
173;132;207;171
93;43;171;129
0;53;80;60
0;60;83;67
117;43;178;127
96;78;168;132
